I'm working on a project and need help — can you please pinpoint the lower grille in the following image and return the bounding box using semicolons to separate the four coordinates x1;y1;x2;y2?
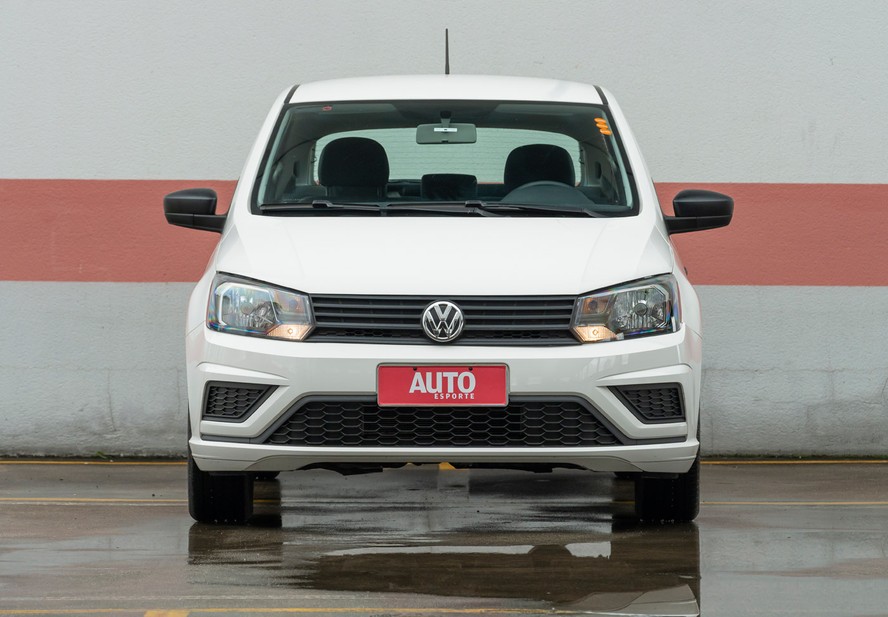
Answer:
611;384;684;423
203;382;274;422
261;397;623;447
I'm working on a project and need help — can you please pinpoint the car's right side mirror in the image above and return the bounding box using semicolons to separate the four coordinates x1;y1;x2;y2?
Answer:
664;189;733;235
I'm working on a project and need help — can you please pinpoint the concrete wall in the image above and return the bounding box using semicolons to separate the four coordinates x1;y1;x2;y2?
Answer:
2;0;886;455
3;1;887;183
700;287;888;455
0;283;190;456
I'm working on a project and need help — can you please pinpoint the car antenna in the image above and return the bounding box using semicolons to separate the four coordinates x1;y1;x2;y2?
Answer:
444;29;450;75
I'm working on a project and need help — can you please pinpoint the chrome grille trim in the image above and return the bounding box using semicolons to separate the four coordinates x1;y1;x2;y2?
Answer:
308;294;579;346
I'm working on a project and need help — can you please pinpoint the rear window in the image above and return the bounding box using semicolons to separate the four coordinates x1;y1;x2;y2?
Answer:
313;128;581;184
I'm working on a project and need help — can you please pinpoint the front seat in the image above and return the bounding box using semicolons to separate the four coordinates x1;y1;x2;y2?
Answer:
318;137;389;200
503;144;575;194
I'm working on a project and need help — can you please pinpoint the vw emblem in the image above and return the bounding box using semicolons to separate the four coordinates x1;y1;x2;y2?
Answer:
421;301;465;343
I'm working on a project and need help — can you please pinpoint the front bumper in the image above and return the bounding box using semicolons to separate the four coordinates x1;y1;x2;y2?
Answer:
187;324;702;474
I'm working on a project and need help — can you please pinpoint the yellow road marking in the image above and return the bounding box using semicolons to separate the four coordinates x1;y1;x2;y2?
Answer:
0;498;184;504
1;497;884;508
188;610;571;615
1;458;885;467
0;460;184;466
704;500;888;506
0;608;137;615
0;610;573;616
702;459;888;465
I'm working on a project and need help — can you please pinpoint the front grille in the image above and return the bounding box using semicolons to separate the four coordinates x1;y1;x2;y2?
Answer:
308;295;579;346
203;382;274;422
611;384;684;423
261;397;622;447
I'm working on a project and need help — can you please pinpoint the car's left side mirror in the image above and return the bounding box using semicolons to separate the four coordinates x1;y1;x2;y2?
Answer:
163;188;226;233
664;189;733;235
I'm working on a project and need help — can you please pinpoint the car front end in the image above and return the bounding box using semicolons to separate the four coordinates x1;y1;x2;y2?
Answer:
166;74;731;524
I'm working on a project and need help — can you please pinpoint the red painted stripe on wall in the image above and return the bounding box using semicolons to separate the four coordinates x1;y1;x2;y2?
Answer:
657;182;888;286
0;179;235;283
1;179;886;285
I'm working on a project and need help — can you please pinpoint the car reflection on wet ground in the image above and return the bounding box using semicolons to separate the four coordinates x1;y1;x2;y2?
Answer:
1;461;887;616
189;473;699;614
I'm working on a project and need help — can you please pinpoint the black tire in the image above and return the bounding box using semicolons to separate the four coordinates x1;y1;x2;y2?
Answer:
634;456;700;524
188;449;254;524
254;471;280;481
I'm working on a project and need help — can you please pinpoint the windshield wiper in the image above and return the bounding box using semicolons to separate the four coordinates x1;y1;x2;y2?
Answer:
259;200;383;214
260;200;600;218
385;201;500;217
260;201;492;217
383;200;600;217
468;200;602;217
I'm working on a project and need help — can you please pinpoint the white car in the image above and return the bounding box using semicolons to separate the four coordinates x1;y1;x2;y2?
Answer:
164;75;732;524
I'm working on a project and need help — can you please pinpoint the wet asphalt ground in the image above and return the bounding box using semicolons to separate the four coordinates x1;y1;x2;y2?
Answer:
0;461;887;616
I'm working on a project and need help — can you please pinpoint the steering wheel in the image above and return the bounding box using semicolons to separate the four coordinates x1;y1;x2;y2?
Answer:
501;180;594;207
515;180;573;190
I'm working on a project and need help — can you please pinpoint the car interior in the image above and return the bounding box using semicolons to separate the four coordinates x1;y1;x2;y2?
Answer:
257;101;633;213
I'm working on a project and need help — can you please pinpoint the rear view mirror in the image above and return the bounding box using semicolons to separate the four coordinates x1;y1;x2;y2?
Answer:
665;189;733;234
163;188;226;233
416;123;477;144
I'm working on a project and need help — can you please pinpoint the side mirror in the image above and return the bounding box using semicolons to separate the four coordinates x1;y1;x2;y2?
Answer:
665;189;733;235
163;188;226;233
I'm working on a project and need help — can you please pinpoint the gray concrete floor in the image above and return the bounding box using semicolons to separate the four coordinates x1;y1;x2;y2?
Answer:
0;461;887;616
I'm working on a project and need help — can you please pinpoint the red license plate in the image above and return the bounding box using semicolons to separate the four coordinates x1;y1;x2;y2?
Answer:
377;365;508;407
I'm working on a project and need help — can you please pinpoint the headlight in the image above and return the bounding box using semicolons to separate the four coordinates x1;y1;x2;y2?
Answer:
571;274;679;343
207;274;314;341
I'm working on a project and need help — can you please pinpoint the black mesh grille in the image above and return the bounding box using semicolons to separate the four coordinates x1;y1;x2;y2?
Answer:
308;295;579;346
203;382;274;422
611;384;684;423
262;398;622;447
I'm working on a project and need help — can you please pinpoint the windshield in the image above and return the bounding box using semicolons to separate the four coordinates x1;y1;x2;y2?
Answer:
255;100;636;216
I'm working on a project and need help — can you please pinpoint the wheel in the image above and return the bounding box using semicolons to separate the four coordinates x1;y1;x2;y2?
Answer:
634;456;700;523
188;448;254;524
254;471;280;481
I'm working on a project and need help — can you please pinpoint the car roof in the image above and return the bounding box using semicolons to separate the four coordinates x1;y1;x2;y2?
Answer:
289;75;605;106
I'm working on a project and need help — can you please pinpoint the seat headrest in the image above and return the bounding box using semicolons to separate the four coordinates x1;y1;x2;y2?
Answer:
318;137;389;189
503;144;575;193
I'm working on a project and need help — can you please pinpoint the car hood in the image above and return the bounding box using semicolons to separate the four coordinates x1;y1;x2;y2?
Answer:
214;216;674;296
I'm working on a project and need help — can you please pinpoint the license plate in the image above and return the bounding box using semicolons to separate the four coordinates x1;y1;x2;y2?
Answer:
377;365;508;407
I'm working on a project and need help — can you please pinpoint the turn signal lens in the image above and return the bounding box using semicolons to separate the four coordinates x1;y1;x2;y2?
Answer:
572;325;617;343
265;324;313;340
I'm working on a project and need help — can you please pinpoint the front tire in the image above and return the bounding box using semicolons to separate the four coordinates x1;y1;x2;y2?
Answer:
188;448;254;524
634;456;700;523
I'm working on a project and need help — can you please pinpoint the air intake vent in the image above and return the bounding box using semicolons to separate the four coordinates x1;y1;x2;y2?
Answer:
611;384;684;424
203;382;275;422
260;397;624;447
